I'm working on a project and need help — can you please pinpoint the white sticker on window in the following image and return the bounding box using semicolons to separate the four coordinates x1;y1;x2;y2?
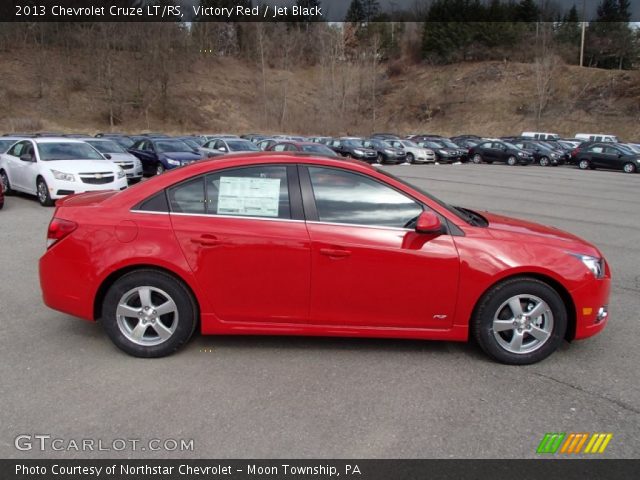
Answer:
218;177;281;217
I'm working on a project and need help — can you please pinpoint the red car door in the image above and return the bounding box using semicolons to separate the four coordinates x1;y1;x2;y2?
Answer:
169;165;311;324
302;166;460;330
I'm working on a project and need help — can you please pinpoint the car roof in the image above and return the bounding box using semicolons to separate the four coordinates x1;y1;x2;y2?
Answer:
31;137;87;144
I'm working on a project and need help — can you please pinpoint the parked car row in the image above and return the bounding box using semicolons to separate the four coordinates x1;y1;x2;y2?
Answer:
0;129;637;210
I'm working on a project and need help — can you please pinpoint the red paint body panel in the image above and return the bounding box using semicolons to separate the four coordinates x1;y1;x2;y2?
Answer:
39;153;611;346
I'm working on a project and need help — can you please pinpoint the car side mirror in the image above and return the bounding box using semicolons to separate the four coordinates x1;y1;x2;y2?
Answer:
218;147;227;152
104;154;112;160
618;153;623;158
415;211;444;235
20;153;33;162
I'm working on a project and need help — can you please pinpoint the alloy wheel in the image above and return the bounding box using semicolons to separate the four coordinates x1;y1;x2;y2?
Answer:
492;294;554;354
116;286;179;347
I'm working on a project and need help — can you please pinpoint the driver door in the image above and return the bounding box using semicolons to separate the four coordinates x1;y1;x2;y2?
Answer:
302;166;460;330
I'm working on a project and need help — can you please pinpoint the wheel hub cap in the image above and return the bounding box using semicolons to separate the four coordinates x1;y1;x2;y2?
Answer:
492;294;553;354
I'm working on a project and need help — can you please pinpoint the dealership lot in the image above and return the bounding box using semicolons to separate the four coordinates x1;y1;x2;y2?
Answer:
0;163;638;459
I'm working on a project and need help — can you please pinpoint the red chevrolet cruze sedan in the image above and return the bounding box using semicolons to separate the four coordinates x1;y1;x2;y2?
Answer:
39;153;610;364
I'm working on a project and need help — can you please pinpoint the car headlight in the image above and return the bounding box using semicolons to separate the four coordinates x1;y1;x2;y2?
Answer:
385;149;394;154
517;152;525;156
353;149;363;155
117;169;126;179
425;149;434;155
51;170;75;182
166;158;181;166
551;153;559;158
438;149;447;155
570;253;605;279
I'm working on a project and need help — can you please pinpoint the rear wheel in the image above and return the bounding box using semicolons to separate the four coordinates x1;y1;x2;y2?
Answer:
37;177;54;206
376;153;384;164
507;155;517;166
472;154;483;164
578;159;590;170
623;162;636;174
539;156;550;167
101;270;198;358
0;170;13;195
406;153;414;164
473;278;567;365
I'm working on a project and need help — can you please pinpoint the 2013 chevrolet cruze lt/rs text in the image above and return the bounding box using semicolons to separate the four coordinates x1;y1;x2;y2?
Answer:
39;153;610;364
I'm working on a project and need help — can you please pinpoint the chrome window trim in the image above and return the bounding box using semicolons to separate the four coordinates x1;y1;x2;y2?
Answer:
130;210;170;215
169;212;304;224
306;220;413;232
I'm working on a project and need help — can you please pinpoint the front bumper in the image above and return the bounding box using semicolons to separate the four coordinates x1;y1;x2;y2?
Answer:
49;178;128;199
571;274;611;340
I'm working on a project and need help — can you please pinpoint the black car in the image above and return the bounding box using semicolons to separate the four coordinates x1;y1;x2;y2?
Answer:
326;138;378;163
415;139;461;163
510;140;565;166
363;138;407;164
468;140;534;165
572;143;640;173
370;133;400;140
128;138;204;176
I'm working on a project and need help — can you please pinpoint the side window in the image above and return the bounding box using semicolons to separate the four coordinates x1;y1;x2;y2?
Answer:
7;141;28;157
168;177;205;214
308;167;423;228
605;147;620;155
285;144;297;152
205;165;290;219
273;144;287;152
589;145;603;153
479;142;491;148
492;142;503;149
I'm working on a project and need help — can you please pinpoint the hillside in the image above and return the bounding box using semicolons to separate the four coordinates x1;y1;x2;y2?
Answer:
1;48;639;140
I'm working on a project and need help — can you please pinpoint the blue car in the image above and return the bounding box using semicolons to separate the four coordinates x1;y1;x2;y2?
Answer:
128;138;205;176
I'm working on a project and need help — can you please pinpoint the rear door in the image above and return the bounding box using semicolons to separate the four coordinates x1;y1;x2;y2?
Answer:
301;165;460;329
170;164;311;324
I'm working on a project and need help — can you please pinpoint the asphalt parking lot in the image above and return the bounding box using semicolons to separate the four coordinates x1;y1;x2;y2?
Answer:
0;163;638;459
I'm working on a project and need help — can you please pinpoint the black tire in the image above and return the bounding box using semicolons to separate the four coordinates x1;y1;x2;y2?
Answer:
376;153;384;165
155;163;165;175
623;162;636;174
101;270;198;358
578;159;590;170
539;156;550;167
507;155;517;166
406;153;414;164
472;277;567;365
472;154;482;164
0;170;13;195
36;177;54;206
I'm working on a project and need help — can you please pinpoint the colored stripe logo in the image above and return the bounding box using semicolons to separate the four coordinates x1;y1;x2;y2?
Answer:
537;433;612;454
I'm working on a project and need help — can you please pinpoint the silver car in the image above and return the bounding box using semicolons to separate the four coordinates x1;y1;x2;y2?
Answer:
85;138;143;182
390;140;436;164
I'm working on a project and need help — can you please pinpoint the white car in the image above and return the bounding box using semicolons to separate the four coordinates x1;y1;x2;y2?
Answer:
200;138;261;155
0;138;127;206
389;139;436;164
84;138;143;183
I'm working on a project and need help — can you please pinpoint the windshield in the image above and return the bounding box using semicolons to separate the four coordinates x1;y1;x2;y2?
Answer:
155;140;192;153
301;144;336;155
401;140;419;148
86;140;127;154
0;140;17;153
421;141;443;148
344;139;365;148
37;142;105;161
227;140;260;151
440;139;459;148
111;137;134;149
503;142;519;150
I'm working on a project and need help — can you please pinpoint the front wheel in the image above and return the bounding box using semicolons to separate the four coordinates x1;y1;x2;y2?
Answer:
623;162;636;174
507;155;517;166
101;270;198;357
0;170;13;195
155;163;165;175
37;177;54;206
406;153;414;164
472;278;567;365
539;156;550;167
376;153;384;165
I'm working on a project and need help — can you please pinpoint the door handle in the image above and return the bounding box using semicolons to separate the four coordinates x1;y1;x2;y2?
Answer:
191;234;221;247
320;248;351;258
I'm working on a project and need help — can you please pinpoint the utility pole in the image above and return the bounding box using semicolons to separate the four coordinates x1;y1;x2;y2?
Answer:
580;0;586;67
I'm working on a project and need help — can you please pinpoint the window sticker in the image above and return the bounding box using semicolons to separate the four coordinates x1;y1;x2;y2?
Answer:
218;176;281;217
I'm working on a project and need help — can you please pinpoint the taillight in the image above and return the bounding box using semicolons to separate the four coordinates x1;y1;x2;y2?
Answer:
47;218;77;248
571;148;580;157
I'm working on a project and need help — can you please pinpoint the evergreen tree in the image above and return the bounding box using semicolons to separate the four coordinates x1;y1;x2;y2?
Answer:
345;0;365;23
516;0;539;22
556;4;581;45
586;0;637;69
